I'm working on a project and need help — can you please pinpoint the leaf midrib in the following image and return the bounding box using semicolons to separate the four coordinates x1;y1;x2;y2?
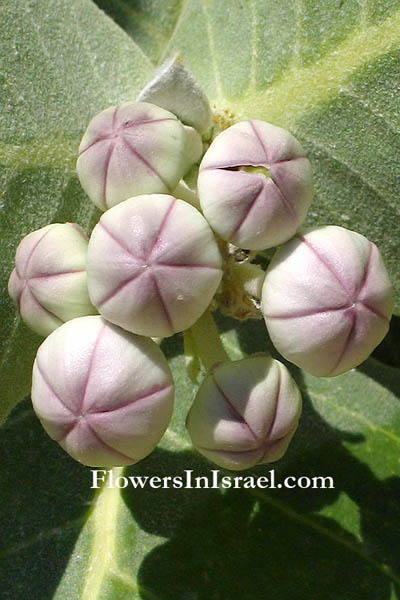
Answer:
3;421;399;590
81;444;400;593
226;8;400;126
80;466;124;600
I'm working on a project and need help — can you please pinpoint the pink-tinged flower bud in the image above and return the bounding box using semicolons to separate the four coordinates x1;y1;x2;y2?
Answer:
8;223;96;337
76;102;186;211
261;226;393;377
86;194;223;337
186;355;302;471
31;316;174;467
198;120;313;250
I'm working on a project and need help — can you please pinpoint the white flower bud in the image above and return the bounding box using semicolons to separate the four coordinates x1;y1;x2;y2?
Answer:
31;316;174;467
76;102;186;210
261;226;393;377
186;355;302;471
86;194;223;337
198;120;313;250
8;223;95;337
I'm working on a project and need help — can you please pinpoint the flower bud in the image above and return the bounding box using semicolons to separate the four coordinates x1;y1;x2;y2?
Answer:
76;102;186;211
261;226;393;377
186;355;302;471
8;223;96;337
31;316;174;467
198;120;313;250
86;194;223;337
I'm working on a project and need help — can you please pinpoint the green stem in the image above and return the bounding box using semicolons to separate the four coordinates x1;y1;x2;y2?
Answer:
189;310;229;371
173;181;201;209
231;262;265;300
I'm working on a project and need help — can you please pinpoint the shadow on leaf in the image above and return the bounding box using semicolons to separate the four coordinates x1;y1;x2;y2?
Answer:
0;400;94;600
121;377;400;600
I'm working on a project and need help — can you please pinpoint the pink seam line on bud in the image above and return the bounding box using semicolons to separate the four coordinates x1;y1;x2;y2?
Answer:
151;272;173;333
230;185;264;236
264;236;389;375
70;223;88;239
78;118;177;156
20;287;63;325
212;372;258;441
147;197;177;261
21;226;54;280
299;234;353;297
241;121;299;231
79;106;174;210
81;422;137;463
197;368;285;460
78;322;107;414
262;365;282;456
102;106;120;211
327;314;357;377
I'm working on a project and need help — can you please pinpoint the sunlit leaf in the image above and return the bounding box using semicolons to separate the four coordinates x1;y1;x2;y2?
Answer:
1;1;400;598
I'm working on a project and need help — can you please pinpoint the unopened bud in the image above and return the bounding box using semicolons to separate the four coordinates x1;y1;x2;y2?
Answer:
261;226;393;376
8;223;95;336
186;355;302;470
87;194;223;337
32;316;174;466
77;102;186;210
198;120;313;250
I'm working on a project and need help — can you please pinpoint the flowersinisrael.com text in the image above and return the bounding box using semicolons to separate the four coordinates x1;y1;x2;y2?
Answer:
91;469;334;490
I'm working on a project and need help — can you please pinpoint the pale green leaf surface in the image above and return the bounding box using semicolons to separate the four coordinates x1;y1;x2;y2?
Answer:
1;1;400;598
1;331;400;598
136;0;400;313
0;0;153;420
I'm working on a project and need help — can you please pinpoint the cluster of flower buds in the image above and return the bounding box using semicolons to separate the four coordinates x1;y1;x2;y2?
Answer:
8;61;393;470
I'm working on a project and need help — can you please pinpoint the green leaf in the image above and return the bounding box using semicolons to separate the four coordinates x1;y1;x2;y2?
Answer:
151;0;400;314
1;1;400;598
96;0;400;314
0;0;153;421
2;336;400;598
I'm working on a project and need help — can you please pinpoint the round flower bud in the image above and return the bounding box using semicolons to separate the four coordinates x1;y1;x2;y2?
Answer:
8;223;96;337
186;355;302;471
86;194;223;337
76;102;186;211
261;226;393;377
198;120;313;250
31;316;174;467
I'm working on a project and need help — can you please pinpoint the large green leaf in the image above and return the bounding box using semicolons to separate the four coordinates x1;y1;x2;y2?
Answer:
1;0;400;598
1;331;400;599
0;0;153;421
96;0;400;314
